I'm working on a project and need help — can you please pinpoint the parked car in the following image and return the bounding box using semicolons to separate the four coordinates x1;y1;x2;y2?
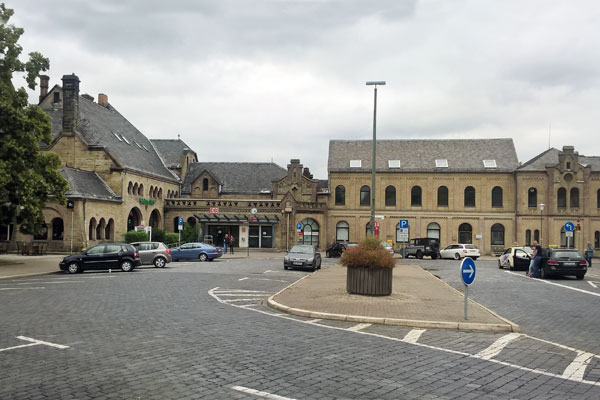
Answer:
170;242;223;261
498;247;533;270
284;245;322;271
131;241;172;268
59;243;141;274
439;244;480;260
540;248;588;279
381;241;395;255
404;238;440;259
325;242;358;258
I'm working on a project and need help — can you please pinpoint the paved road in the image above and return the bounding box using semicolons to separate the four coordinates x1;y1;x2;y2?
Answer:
1;257;599;399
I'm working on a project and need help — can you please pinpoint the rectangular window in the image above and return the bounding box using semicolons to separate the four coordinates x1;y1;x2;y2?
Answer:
435;159;448;168
349;160;361;168
483;160;497;168
388;160;401;168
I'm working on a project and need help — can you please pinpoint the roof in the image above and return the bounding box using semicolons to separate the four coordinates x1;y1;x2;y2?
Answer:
518;148;600;172
328;139;519;173
60;167;119;201
151;139;196;168
182;162;287;194
46;95;179;182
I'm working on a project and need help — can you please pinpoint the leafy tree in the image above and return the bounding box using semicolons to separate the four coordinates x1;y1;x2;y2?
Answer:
180;222;198;243
0;3;68;234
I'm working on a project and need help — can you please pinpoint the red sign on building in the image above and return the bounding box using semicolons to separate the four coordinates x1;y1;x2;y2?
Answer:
209;207;219;214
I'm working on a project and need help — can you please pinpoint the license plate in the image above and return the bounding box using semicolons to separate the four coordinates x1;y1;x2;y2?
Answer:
293;262;303;266
565;262;576;267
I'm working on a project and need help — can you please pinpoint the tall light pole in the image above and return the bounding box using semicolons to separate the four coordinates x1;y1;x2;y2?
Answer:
539;203;545;245
366;81;385;237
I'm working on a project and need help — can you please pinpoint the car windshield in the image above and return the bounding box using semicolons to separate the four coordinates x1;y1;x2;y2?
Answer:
552;250;582;259
465;245;478;249
290;245;314;254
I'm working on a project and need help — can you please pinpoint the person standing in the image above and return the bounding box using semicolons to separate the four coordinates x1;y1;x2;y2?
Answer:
223;233;230;254
585;242;594;268
527;240;542;278
230;234;235;254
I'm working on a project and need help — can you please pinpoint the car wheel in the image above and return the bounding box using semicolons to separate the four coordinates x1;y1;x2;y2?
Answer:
67;262;80;274
416;250;423;259
431;254;438;260
317;259;322;269
312;260;317;272
576;274;584;280
121;260;134;272
153;257;166;268
454;253;461;260
199;253;208;262
284;265;289;270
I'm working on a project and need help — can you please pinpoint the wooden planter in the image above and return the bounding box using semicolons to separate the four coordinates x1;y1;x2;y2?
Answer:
346;265;393;296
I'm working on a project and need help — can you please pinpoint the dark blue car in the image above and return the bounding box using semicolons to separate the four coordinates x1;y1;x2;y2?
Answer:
170;242;223;262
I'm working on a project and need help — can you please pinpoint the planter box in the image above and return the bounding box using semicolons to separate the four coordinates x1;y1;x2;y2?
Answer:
346;265;392;296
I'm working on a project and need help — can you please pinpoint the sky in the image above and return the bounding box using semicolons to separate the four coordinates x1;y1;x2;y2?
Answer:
9;0;600;179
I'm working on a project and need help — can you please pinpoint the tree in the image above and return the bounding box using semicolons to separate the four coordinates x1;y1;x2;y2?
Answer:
0;3;68;234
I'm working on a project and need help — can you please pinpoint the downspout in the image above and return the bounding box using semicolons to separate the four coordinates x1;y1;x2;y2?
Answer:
513;170;518;244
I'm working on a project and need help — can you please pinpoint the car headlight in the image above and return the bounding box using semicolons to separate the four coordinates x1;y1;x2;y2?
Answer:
307;258;314;263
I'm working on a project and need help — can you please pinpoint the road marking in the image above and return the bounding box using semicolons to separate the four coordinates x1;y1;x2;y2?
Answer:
212;289;270;293
402;329;426;344
505;271;600;297
0;287;45;291
0;281;84;286
475;333;522;360
216;294;271;297
307;319;322;324
588;281;598;288
347;323;371;332
238;277;249;281
0;343;39;352
0;336;69;353
241;278;291;283
562;351;595;381
232;385;296;400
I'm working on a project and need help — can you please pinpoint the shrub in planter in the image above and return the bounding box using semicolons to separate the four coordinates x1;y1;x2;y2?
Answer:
340;236;395;295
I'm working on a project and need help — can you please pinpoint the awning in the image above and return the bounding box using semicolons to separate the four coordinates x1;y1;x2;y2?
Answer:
193;214;280;225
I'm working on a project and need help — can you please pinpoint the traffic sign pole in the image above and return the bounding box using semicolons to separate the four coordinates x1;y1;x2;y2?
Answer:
460;257;476;320
464;285;468;320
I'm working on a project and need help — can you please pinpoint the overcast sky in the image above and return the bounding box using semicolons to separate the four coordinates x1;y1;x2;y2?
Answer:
10;0;600;179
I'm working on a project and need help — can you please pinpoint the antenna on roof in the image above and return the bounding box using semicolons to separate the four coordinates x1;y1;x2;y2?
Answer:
178;133;180;140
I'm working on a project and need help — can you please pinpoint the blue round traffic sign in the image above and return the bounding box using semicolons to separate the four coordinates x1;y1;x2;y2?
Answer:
460;257;476;285
564;222;575;232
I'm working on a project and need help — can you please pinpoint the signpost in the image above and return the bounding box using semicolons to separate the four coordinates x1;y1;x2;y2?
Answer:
398;219;409;258
564;222;575;248
178;217;183;245
460;257;476;320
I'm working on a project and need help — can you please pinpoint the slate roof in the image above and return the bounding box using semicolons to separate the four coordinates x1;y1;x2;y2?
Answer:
518;148;600;172
328;139;519;173
46;96;179;182
182;162;288;194
151;139;196;168
60;167;119;201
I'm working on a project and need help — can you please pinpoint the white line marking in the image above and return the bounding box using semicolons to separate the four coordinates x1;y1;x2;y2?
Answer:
238;277;249;281
231;385;296;400
562;351;595;381
307;319;322;324
240;278;290;283
0;343;39;352
402;329;426;344
505;271;600;297
347;323;371;332
16;336;69;349
588;281;598;288
223;299;264;303
0;287;45;291
212;289;270;293
475;333;522;360
216;294;271;297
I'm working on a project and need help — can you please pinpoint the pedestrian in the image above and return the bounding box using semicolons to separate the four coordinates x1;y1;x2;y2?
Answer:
585;242;594;268
223;233;230;254
230;234;235;254
528;240;542;278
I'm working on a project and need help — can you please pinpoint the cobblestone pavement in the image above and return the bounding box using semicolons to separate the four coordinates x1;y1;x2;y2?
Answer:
1;257;600;399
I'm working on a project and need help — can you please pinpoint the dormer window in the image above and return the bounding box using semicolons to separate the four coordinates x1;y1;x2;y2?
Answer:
483;160;497;168
350;160;362;168
53;92;60;103
435;159;448;168
388;160;401;168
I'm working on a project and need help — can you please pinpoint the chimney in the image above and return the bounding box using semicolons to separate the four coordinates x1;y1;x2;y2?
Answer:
98;93;108;107
39;75;49;104
61;74;80;132
303;167;313;179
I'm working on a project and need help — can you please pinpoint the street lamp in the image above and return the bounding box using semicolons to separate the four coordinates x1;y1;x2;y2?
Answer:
366;81;386;237
539;203;545;245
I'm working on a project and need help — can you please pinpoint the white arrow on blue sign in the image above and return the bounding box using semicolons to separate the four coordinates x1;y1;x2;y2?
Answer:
399;219;409;228
460;257;476;285
564;222;575;232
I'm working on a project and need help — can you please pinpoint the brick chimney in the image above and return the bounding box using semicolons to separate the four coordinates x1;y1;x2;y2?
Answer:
61;74;80;132
98;93;108;107
39;75;49;104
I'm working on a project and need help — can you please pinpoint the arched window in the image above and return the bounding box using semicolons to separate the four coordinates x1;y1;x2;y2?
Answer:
525;229;531;246
187;217;196;226
570;188;579;208
427;222;440;240
528;187;537;208
133;183;138;196
96;218;106;240
300;218;319;245
128;181;133;195
335;185;345;206
173;217;180;232
127;208;142;232
105;219;114;240
158;188;163;199
597;189;600;209
385;186;396;206
89;218;97;240
437;186;448;207
149;186;154;198
491;224;504;245
51;218;64;240
557;188;567;208
336;221;349;242
464;187;476;207
149;210;161;229
365;222;373;237
33;222;48;240
138;184;144;196
360;185;370;206
153;187;159;198
492;186;503;208
458;223;472;244
534;229;540;243
203;178;209;191
411;186;422;206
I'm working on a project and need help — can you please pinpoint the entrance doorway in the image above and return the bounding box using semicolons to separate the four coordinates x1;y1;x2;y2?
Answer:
248;225;274;248
207;225;240;248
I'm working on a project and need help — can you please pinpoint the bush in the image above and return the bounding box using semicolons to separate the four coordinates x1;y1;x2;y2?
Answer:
123;230;149;243
180;222;198;243
164;233;180;246
151;228;166;243
340;236;395;269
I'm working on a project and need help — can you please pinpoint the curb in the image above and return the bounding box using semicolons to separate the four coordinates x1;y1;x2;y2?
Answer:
0;271;57;280
267;268;520;333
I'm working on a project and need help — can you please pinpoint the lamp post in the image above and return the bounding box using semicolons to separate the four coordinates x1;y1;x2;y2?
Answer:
539;203;545;245
366;81;385;237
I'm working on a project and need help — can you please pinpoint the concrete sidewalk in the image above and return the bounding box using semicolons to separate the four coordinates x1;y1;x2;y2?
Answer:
269;264;520;333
